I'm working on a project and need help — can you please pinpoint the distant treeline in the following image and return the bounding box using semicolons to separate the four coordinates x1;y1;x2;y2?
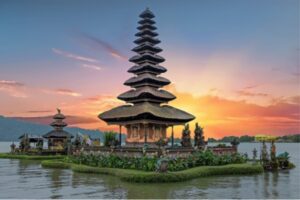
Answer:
207;134;300;143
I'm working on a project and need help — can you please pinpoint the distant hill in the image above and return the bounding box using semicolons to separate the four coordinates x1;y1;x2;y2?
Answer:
0;115;107;141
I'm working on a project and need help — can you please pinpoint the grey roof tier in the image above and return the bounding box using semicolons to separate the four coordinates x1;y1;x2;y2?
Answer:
139;8;155;18
99;102;195;123
128;64;166;74
135;29;158;37
129;53;165;64
132;43;162;53
124;73;170;87
118;87;176;102
138;18;155;25
19;134;43;140
50;121;67;127
43;130;73;139
53;113;65;119
137;24;157;30
134;36;160;45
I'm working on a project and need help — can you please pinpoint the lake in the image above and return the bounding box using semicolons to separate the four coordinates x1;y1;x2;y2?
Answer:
0;142;299;199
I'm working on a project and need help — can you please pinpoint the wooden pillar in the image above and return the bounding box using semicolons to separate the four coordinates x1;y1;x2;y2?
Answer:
171;125;174;147
144;124;148;144
119;125;122;146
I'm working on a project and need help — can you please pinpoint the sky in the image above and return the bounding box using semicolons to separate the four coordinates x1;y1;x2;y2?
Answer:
0;0;299;139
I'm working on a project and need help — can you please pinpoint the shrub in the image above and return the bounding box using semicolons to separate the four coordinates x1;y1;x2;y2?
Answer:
104;131;118;147
68;150;247;172
41;160;71;169
70;163;263;183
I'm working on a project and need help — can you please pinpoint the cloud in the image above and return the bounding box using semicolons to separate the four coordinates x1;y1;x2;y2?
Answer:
52;48;100;63
0;80;27;98
81;63;102;71
43;88;82;97
236;90;269;97
166;86;300;138
79;33;128;60
26;110;52;114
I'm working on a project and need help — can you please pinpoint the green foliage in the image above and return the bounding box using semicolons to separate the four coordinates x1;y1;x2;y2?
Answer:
70;163;263;183
68;150;247;172
207;138;217;142
41;160;71;168
239;135;255;142
104;131;117;147
216;143;227;148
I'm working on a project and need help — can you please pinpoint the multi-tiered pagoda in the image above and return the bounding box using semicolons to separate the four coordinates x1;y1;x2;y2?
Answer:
43;109;73;149
99;8;195;146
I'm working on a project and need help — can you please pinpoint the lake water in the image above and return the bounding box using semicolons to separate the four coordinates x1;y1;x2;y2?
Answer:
0;142;299;199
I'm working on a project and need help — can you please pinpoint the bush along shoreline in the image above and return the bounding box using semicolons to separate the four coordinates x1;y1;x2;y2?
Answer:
66;150;247;172
41;160;263;183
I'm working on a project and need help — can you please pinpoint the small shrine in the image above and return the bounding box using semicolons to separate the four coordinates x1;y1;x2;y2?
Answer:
43;109;73;150
18;134;43;152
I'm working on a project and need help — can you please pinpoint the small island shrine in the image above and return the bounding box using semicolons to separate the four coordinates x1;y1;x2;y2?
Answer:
43;109;73;149
99;8;195;146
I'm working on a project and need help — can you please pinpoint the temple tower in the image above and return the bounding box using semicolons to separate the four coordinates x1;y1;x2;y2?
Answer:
43;109;73;149
99;8;195;146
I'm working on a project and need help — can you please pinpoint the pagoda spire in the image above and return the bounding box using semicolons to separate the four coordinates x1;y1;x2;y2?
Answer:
119;8;174;104
50;108;67;131
99;8;195;135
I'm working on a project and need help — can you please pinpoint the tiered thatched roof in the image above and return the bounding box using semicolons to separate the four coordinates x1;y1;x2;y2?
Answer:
43;109;73;139
99;8;195;125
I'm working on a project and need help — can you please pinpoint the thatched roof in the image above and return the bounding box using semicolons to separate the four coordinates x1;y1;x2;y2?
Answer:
134;36;160;45
135;29;158;37
50;121;67;127
124;73;170;87
129;53;165;64
138;18;155;25
18;134;43;140
139;8;155;18
137;24;157;30
128;64;166;74
99;102;195;123
43;130;73;139
132;43;162;53
118;87;176;102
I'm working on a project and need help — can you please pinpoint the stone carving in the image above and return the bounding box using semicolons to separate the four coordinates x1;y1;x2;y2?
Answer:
181;124;192;147
194;123;205;149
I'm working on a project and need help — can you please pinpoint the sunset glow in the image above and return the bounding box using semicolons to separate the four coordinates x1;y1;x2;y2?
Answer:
0;0;299;139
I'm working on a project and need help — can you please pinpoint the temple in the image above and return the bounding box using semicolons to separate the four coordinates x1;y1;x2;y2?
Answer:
99;8;195;146
43;109;73;150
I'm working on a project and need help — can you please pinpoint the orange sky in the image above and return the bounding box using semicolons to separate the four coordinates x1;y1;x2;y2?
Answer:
0;1;299;139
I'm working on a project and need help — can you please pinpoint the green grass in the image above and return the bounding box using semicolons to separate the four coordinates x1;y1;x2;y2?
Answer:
288;162;296;169
41;160;263;183
0;153;66;160
41;160;71;169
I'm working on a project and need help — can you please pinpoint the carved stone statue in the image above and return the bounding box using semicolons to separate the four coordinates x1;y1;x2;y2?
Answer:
194;123;205;149
181;124;191;147
10;142;16;153
252;148;257;161
261;141;269;164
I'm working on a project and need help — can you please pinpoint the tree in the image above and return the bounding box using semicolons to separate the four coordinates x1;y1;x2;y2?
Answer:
104;131;117;147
